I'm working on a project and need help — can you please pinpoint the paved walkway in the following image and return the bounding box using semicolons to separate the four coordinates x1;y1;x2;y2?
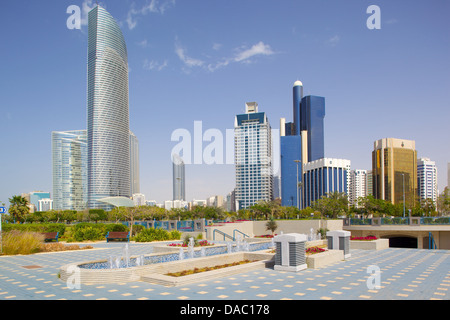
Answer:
0;243;449;300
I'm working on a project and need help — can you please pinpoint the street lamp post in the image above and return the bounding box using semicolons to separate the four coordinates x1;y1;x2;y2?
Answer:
294;160;301;210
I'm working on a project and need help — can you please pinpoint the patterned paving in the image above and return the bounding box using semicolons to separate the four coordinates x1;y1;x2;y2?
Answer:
0;243;449;300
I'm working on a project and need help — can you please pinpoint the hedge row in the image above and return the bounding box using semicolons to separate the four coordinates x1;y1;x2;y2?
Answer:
2;223;182;242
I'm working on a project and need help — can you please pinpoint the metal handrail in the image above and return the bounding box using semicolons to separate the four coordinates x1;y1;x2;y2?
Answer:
233;229;249;240
213;229;234;241
429;232;437;249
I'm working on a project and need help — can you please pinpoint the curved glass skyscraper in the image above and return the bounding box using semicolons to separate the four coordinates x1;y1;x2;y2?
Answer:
87;5;130;208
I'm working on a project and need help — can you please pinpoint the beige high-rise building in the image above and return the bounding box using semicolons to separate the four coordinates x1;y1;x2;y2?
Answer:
372;138;417;207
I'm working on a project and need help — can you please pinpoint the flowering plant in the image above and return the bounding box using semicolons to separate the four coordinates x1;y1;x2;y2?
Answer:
305;246;327;255
350;236;378;241
255;234;277;238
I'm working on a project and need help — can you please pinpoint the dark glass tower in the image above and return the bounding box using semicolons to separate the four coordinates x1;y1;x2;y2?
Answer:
301;95;325;162
280;81;326;208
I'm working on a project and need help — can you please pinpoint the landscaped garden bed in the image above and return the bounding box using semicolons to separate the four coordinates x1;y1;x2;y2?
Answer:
306;247;343;269
165;259;256;277
0;230;94;256
305;246;327;255
350;236;389;250
351;236;378;241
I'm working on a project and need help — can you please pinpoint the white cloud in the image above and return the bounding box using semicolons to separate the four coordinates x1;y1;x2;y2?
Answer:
127;0;176;30
233;41;275;62
212;43;223;51
137;39;149;48
174;39;276;73
175;43;204;68
80;0;95;27
143;59;168;71
325;35;340;47
208;41;275;72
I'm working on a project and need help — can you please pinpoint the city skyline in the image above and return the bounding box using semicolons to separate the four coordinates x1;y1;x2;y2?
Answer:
1;1;449;206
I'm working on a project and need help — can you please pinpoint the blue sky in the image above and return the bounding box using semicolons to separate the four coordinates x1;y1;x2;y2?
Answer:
1;0;449;205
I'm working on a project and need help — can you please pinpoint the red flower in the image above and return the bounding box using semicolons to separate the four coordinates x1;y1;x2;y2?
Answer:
350;236;378;241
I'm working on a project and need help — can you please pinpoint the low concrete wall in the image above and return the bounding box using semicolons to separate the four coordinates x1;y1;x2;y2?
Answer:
141;252;274;287
60;250;275;286
205;219;343;241
350;239;389;250
306;250;344;269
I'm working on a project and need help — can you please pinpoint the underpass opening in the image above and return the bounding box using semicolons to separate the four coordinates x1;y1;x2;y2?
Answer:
386;236;418;248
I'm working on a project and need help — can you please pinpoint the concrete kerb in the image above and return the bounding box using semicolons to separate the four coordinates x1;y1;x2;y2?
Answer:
59;249;275;286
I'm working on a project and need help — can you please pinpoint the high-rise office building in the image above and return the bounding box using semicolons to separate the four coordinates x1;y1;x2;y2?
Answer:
280;81;326;208
303;158;351;208
173;153;186;201
366;170;373;196
349;169;367;207
87;5;130;209
447;162;450;188
235;102;273;210
130;131;140;195
52;130;87;211
417;158;438;204
372;138;417;206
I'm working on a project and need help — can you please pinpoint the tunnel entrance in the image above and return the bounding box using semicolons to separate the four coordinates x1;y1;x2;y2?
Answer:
388;236;418;248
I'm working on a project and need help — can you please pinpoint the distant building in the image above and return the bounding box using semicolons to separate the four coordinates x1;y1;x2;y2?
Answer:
173;153;186;201
132;193;146;206
207;195;224;208
303;158;351;208
447;162;450;189
52;130;87;211
130;131;140;195
417;158;438;204
372;138;417;206
235;102;273;210
366;170;373;196
349;170;367;207
226;190;236;212
190;199;207;208
145;200;157;207
38;198;53;212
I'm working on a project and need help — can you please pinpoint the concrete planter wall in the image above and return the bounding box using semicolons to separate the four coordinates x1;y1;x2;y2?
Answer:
350;239;389;250
306;250;344;269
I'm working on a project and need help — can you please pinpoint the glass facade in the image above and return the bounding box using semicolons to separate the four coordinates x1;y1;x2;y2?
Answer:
172;154;186;201
301;95;325;162
303;158;351;208
235;105;273;210
417;158;438;204
372;138;417;207
280;135;302;207
130;131;140;195
87;6;130;209
52;130;87;211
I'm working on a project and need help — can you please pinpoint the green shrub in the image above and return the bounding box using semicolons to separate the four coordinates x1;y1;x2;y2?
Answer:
73;226;104;242
1;223;66;236
134;228;172;242
60;223;128;242
169;229;182;240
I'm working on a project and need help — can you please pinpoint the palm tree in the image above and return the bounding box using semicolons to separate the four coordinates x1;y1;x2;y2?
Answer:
265;217;278;235
8;195;29;223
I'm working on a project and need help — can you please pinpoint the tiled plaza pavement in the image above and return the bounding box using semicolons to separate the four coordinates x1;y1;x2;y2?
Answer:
0;243;449;300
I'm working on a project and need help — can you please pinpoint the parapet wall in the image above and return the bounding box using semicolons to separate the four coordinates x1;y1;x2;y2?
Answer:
205;219;343;241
